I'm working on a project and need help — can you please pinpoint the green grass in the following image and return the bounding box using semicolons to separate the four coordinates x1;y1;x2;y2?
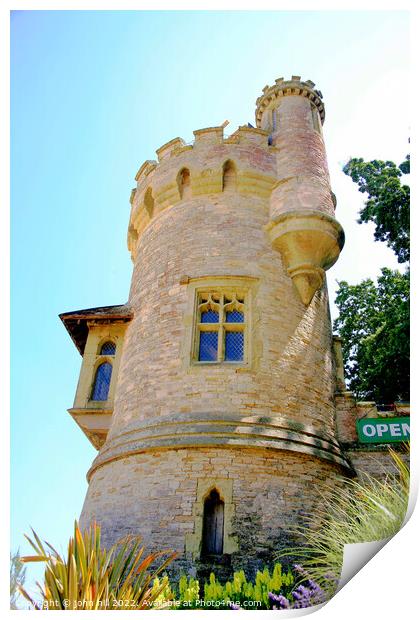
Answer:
277;449;409;594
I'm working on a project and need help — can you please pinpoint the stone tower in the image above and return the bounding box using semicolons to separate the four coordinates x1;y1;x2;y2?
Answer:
60;76;351;578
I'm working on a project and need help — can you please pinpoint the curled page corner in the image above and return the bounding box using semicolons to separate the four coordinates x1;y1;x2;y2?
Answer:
337;480;416;595
337;537;392;592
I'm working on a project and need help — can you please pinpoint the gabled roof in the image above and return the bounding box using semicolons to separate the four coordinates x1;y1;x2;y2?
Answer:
59;304;133;355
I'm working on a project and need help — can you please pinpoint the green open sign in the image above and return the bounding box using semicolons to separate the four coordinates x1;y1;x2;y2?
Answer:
357;417;410;444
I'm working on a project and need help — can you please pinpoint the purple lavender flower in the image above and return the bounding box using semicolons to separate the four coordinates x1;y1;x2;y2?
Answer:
324;572;339;584
269;572;328;611
306;580;327;604
268;592;290;609
228;603;241;610
292;586;307;600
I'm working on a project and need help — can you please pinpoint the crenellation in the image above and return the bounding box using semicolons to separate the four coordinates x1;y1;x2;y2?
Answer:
156;137;186;162
134;159;157;182
255;76;326;128
193;126;224;145
229;125;269;146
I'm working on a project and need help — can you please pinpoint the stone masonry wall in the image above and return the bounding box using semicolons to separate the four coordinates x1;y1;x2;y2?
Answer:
345;448;409;481
80;447;345;580
108;191;336;440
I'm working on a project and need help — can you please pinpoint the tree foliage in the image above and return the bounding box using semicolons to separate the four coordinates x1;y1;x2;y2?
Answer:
334;267;409;402
336;150;410;401
343;155;410;263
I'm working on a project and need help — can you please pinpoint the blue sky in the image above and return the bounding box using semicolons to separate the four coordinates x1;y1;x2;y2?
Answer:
11;10;409;594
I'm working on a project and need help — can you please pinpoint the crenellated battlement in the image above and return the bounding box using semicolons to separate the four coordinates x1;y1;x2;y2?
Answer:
127;75;341;307
128;123;276;260
134;159;157;181
255;75;325;128
133;125;272;185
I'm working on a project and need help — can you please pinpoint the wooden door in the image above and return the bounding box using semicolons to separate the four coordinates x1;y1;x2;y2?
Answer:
202;490;224;556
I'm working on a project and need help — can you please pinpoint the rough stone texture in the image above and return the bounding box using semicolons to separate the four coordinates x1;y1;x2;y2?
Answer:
335;392;359;444
345;448;409;481
111;193;336;436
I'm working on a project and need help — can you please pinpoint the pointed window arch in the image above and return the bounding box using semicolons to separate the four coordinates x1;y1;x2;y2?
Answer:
178;168;191;199
91;362;112;401
222;160;237;191
202;489;224;556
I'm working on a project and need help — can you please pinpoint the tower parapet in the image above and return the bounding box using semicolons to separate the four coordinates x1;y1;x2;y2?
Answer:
127;124;277;261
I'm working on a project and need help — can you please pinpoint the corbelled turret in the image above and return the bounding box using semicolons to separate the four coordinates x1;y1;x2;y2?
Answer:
257;76;344;304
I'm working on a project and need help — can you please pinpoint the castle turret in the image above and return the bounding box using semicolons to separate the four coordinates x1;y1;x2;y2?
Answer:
257;76;344;305
61;76;351;579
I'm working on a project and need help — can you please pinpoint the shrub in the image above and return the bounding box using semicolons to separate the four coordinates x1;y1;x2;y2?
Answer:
277;448;409;595
151;563;298;610
18;521;176;610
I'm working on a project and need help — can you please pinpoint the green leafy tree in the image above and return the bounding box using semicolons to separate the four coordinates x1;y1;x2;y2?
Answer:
343;155;410;263
334;268;409;402
335;151;410;402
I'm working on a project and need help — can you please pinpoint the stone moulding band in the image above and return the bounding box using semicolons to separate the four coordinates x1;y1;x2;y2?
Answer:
87;412;352;480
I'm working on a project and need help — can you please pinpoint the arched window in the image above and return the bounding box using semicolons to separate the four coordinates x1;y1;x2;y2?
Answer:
144;187;155;218
202;489;224;556
222;160;236;191
178;168;191;199
100;341;116;356
91;362;112;401
311;105;321;134
272;108;277;131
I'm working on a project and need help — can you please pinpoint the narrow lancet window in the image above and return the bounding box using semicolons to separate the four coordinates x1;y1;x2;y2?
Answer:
222;160;236;191
272;108;277;131
91;362;112;401
311;105;321;134
144;187;155;217
202;489;224;556
178;168;192;199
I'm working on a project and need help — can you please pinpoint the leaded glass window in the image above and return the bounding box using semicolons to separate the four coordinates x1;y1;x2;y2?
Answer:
91;362;112;401
100;341;116;355
199;331;218;361
195;291;246;363
225;331;244;361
